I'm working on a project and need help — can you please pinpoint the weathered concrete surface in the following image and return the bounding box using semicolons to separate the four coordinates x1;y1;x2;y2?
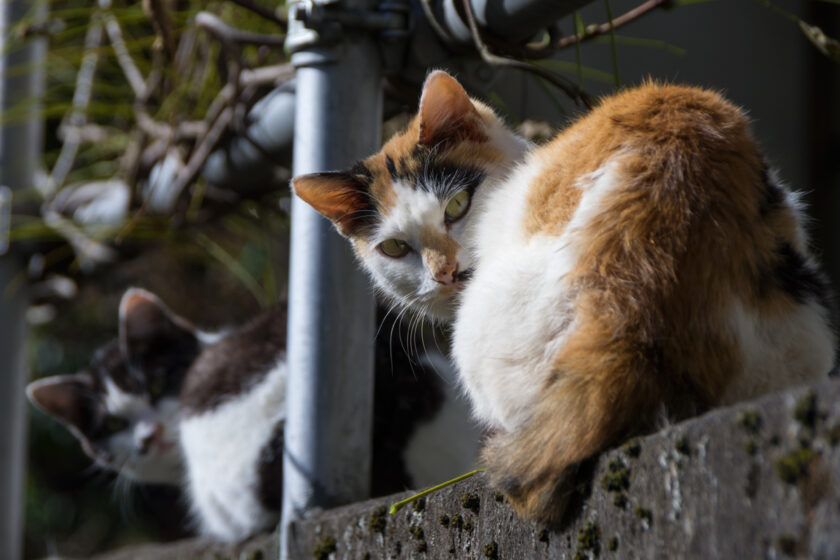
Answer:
289;379;840;559
89;531;278;560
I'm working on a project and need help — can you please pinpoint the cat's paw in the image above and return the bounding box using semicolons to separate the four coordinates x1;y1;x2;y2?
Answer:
482;432;588;527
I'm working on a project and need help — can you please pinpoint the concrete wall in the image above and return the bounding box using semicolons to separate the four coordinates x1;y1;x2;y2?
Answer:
287;378;840;559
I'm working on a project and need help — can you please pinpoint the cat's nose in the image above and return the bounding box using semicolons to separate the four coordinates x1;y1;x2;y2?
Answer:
423;247;458;285
431;262;458;285
137;422;163;455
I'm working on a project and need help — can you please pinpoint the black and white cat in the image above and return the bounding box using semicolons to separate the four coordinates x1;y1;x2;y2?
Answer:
27;288;479;542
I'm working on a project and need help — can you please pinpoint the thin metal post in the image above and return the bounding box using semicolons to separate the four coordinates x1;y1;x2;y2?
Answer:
0;1;46;559
281;1;381;556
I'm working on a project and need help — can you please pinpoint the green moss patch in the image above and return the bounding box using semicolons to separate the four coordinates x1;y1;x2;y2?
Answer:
313;536;337;560
575;522;600;558
794;392;817;429
622;437;642;458
738;409;762;435
774;447;815;484
461;492;480;514
369;505;388;535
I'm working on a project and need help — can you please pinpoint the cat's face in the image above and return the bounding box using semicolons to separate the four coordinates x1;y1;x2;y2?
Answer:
27;289;199;484
292;71;530;321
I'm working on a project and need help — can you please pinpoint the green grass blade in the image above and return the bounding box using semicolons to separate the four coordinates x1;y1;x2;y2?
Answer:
389;469;485;515
603;0;620;90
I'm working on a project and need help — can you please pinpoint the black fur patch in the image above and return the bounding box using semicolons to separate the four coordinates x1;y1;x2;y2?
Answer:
774;243;830;307
257;420;284;511
370;309;445;496
385;156;398;180
350;161;374;183
180;306;287;414
759;165;786;217
391;149;484;201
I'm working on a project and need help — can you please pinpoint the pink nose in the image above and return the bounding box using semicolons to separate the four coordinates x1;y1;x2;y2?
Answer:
432;265;458;285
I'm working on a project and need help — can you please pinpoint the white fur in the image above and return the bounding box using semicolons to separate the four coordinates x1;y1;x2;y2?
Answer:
723;297;835;403
102;379;182;484
453;156;623;431
367;180;460;319
179;359;286;542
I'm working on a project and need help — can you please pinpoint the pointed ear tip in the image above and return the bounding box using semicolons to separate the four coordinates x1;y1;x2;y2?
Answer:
425;69;455;83
120;287;163;315
25;381;41;404
121;287;153;306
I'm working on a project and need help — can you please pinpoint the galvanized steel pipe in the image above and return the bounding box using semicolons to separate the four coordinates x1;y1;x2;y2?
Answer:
0;1;46;558
280;1;382;556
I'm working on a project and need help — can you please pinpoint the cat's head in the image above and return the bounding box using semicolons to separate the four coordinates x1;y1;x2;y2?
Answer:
27;288;200;484
292;70;530;321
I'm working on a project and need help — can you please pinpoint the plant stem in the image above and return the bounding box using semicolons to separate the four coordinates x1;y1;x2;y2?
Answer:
389;469;485;515
604;0;620;90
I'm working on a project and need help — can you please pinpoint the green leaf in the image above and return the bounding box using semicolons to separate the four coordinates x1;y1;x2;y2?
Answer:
799;20;840;63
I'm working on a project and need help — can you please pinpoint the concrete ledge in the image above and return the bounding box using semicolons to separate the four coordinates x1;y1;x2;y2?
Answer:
90;532;278;560
288;379;840;559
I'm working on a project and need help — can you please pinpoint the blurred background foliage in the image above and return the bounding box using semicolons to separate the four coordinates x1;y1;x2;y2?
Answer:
7;0;839;557
17;0;291;557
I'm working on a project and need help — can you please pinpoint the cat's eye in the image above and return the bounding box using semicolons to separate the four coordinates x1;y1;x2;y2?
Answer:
444;190;471;222
379;238;411;258
103;415;129;435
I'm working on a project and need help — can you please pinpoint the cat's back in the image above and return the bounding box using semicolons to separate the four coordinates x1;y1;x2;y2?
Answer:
522;82;761;239
180;306;287;414
458;82;833;431
178;306;287;541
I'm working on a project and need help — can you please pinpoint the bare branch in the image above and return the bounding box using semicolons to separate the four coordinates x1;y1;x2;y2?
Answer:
169;107;234;206
50;18;103;193
143;0;177;60
460;0;593;108
555;0;669;49
100;8;146;96
195;12;286;47
240;62;295;87
228;0;287;30
43;210;118;271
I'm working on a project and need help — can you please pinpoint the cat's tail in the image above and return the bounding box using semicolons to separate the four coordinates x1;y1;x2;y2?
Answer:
482;319;665;525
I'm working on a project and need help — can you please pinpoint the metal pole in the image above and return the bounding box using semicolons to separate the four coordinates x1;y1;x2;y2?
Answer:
0;1;46;558
281;1;381;556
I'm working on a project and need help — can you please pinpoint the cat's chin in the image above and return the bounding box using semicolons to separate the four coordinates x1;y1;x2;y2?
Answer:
421;298;458;323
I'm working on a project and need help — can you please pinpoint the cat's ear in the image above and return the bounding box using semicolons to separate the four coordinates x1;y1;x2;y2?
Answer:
26;373;95;430
291;172;372;237
418;70;486;147
119;288;198;377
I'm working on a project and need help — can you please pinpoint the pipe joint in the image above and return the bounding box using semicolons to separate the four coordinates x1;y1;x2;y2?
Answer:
286;0;412;72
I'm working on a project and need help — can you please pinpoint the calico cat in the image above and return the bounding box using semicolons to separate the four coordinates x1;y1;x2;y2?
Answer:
28;287;479;541
292;70;836;523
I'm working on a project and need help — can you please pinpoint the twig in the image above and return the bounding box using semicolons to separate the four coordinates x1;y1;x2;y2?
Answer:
555;0;669;49
228;0;287;30
169;107;234;206
195;12;245;106
240;62;295;87
50;18;103;193
58;123;111;144
135;108;173;140
100;8;145;97
143;0;177;60
460;0;593;108
43;210;118;271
